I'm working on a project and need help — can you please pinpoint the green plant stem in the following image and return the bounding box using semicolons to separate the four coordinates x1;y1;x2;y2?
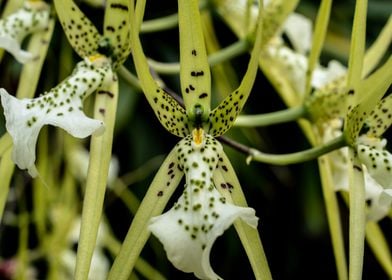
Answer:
235;105;306;127
0;149;14;219
0;133;12;157
107;148;183;280
140;13;179;33
222;134;346;165
148;39;249;74
118;65;141;89
348;152;366;280
318;156;348;280
74;80;118;280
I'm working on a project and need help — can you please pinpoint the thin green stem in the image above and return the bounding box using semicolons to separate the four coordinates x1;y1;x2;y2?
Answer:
118;65;141;89
247;135;346;165
0;149;14;218
235;105;306;127
140;13;179;33
348;152;366;280
74;80;118;280
148;39;249;74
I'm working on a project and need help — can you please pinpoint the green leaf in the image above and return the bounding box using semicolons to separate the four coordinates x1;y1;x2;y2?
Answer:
178;0;211;118
54;0;101;58
131;0;189;137
208;1;263;136
107;147;183;280
103;0;132;68
213;151;272;280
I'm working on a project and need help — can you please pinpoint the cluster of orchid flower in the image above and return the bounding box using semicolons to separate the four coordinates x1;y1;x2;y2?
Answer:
0;0;390;279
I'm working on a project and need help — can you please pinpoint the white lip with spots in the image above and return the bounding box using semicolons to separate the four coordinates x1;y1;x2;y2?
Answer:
149;133;258;280
0;1;50;63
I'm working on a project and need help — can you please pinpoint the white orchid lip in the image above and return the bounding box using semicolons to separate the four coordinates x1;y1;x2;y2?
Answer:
0;1;50;63
0;60;113;177
149;133;258;280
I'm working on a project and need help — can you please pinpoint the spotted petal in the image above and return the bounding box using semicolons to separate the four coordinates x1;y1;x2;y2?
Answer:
0;1;50;63
103;0;132;68
365;94;392;138
208;0;264;136
131;0;189;137
0;58;113;176
54;0;101;58
149;133;258;279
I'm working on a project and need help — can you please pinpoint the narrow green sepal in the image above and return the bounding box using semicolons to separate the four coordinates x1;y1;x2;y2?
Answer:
54;0;101;58
131;0;189;137
208;1;264;137
178;0;211;117
103;0;132;68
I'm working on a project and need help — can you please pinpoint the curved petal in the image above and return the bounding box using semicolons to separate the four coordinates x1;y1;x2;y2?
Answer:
0;1;50;63
283;13;312;55
357;143;392;189
0;58;113;176
149;133;258;279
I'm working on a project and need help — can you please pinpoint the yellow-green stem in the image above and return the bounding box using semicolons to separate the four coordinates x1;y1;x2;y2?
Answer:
74;80;119;280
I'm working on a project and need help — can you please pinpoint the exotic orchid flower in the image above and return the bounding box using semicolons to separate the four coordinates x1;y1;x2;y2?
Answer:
129;0;265;278
0;0;50;63
1;0;132;176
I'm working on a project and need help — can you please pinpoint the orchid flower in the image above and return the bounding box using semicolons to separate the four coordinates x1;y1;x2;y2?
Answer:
0;0;50;63
128;0;266;279
0;0;132;176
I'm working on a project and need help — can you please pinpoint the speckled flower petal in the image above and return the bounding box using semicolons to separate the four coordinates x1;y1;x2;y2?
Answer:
103;0;132;68
0;58;113;176
0;1;50;63
357;143;392;189
131;0;189;137
208;1;264;136
365;94;392;138
54;0;101;59
149;133;258;279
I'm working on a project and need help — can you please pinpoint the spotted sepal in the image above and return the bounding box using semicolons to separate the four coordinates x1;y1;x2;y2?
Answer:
102;0;132;69
131;0;189;137
54;0;101;58
208;1;264;137
364;94;392;138
178;0;211;120
305;76;347;123
344;58;392;145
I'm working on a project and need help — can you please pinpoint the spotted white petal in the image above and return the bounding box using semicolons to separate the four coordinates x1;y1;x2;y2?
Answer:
0;58;113;176
0;1;50;63
149;133;258;280
357;143;392;189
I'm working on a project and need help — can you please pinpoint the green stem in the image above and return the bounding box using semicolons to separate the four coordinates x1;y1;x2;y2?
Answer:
0;149;14;218
140;13;179;33
139;0;208;33
148;39;249;74
247;135;346;165
235;105;306;127
318;156;348;280
118;65;141;89
348;151;366;280
74;80;118;280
